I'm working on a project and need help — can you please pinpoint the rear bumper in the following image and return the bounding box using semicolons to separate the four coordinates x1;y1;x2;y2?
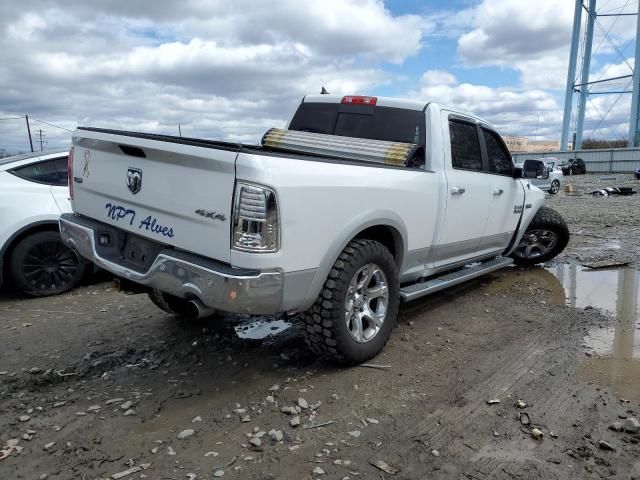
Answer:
59;214;302;315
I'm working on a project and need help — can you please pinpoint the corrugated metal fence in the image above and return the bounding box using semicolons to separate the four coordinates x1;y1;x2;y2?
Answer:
512;147;640;173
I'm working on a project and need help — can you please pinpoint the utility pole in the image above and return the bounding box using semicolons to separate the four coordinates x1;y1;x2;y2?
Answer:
562;1;638;150
575;0;597;150
25;115;34;152
629;1;640;147
178;124;182;138
561;0;583;151
35;129;45;151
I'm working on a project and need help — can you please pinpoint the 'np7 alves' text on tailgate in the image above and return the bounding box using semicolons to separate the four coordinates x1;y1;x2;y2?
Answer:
71;129;236;263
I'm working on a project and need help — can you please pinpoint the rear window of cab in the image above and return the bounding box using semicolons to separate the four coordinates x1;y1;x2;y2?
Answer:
289;102;425;147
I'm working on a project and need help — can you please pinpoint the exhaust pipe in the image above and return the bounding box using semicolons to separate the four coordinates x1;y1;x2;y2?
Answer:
186;299;216;319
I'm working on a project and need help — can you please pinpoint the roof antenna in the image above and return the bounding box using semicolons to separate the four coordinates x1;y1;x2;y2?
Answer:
320;86;330;94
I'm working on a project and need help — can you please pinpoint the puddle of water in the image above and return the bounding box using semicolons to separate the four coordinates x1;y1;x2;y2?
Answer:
546;263;640;400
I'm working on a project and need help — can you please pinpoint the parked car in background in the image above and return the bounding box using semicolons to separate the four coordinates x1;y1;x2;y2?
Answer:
0;150;86;296
542;157;561;172
635;167;640;180
515;158;563;194
560;158;587;175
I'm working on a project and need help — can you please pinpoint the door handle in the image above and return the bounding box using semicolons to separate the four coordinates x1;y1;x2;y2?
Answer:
450;186;466;195
492;188;504;195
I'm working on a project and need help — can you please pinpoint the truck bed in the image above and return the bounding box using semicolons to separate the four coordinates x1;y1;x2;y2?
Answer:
77;127;422;171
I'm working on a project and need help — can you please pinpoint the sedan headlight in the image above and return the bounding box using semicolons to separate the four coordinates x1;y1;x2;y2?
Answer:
232;182;279;253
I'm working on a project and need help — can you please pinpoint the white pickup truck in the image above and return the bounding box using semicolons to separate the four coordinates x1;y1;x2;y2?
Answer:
60;94;569;364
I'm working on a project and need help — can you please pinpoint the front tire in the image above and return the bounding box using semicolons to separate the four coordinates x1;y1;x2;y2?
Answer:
302;239;399;365
548;179;560;194
511;207;569;266
8;231;86;296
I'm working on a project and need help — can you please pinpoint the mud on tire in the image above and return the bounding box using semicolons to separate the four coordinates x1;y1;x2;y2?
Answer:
511;207;570;266
302;239;399;365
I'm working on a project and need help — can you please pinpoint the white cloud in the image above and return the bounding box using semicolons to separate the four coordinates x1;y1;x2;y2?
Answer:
0;1;422;153
458;0;574;65
420;70;457;87
455;0;637;91
415;70;562;138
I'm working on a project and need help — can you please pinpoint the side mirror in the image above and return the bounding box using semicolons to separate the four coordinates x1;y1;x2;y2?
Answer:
514;167;536;179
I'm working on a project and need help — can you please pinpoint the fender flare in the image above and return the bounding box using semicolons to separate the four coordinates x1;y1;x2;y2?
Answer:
0;220;60;259
298;210;408;312
504;201;545;257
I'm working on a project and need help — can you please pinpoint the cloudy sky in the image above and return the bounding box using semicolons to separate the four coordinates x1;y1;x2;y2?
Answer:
0;0;637;153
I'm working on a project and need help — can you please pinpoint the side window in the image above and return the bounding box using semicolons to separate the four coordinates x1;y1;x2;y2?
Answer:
10;157;68;186
449;120;482;171
482;129;512;175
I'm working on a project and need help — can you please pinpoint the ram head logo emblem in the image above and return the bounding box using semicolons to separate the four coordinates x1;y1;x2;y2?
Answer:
126;168;142;194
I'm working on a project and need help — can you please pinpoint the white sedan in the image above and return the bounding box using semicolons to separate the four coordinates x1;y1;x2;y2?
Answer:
516;158;564;195
0;150;87;296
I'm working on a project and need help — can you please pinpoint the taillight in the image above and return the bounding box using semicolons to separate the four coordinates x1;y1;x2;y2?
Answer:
232;182;279;253
341;95;377;105
67;147;74;200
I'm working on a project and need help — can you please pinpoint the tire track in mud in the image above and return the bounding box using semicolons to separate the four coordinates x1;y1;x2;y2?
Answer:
386;305;599;479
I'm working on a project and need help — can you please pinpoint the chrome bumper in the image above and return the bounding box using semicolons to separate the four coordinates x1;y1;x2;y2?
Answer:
59;215;284;314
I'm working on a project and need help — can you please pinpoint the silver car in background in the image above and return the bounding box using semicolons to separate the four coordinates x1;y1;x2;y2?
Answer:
516;158;564;194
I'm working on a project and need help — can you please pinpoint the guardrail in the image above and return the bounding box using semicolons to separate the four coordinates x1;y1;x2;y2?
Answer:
512;147;640;173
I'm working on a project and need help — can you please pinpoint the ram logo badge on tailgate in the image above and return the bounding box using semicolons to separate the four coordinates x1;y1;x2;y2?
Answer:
127;167;142;194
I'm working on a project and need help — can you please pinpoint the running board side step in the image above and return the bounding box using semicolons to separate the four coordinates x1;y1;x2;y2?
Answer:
400;256;513;302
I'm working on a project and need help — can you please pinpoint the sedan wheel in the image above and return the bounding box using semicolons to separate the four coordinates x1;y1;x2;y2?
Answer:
9;231;86;296
549;179;560;194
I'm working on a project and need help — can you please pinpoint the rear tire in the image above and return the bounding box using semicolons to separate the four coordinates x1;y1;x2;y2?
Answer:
9;231;86;296
548;179;560;194
511;207;569;266
302;239;399;365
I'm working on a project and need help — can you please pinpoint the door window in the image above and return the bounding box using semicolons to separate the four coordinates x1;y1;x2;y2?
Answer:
482;129;512;175
10;157;68;186
449;120;482;171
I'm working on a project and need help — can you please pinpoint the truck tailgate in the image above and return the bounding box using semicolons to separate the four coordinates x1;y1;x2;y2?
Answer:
72;128;237;263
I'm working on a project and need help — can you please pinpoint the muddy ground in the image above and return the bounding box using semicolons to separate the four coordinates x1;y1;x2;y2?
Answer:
545;173;640;269
1;174;639;480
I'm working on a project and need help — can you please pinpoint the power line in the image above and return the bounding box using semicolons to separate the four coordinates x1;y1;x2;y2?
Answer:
0;117;23;121
594;15;634;70
589;37;635;86
29;118;73;132
597;0;638;15
590;0;629;60
587;78;633;137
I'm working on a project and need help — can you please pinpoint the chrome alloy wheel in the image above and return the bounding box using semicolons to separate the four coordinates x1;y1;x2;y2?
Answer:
550;180;560;194
344;263;389;343
514;229;559;260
